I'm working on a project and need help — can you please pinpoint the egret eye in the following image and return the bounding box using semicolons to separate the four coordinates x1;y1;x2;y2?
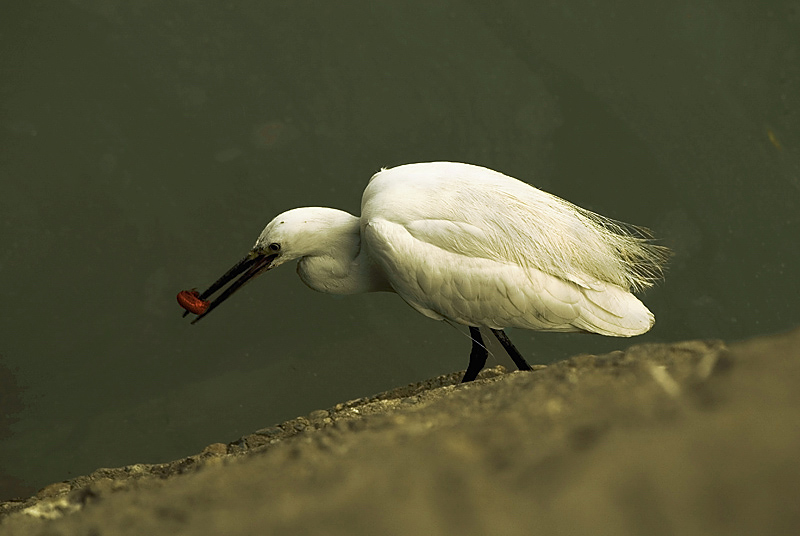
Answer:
268;242;281;252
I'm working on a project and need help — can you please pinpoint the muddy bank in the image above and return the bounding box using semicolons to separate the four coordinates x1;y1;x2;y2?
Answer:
2;328;799;535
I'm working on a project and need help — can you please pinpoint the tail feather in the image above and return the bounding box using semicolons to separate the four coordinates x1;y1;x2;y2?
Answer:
576;283;655;337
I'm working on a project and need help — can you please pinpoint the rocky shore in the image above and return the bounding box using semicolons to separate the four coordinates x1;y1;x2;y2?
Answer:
2;328;798;535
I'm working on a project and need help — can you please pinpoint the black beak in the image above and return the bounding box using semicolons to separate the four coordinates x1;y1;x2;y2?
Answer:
186;251;277;324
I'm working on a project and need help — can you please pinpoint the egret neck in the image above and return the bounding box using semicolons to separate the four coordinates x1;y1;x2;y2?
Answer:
259;207;391;295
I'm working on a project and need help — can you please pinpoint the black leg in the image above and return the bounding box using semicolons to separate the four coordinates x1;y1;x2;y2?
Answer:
491;329;533;371
461;326;488;383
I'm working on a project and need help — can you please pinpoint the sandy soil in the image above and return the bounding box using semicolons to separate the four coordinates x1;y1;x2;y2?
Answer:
1;328;799;535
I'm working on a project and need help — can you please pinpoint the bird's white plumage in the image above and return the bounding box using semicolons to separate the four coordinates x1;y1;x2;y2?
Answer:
256;162;667;338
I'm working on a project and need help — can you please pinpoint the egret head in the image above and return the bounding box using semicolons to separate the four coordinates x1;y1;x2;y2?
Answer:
253;207;352;269
188;207;357;323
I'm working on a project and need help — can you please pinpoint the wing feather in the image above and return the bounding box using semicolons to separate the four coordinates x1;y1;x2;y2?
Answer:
363;162;669;293
364;218;653;335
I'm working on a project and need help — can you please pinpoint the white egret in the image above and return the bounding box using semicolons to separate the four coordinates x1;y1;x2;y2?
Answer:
183;162;669;382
